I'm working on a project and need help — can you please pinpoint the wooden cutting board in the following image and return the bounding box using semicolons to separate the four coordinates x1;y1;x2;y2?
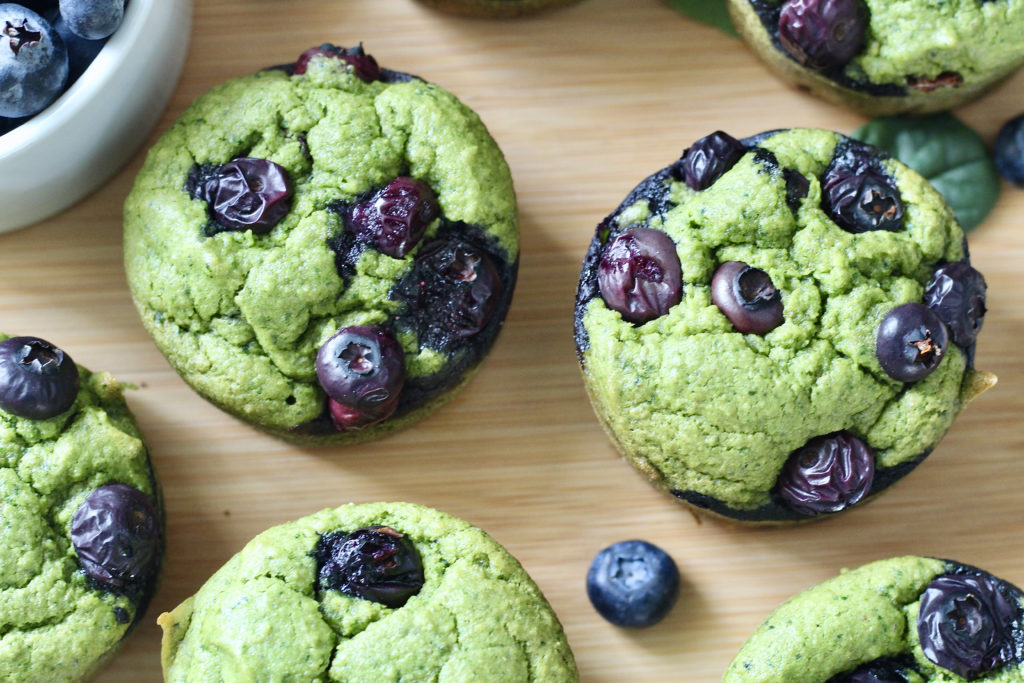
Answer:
2;0;1023;680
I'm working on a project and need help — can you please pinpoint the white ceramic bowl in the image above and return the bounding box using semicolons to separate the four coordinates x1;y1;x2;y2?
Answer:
0;0;192;233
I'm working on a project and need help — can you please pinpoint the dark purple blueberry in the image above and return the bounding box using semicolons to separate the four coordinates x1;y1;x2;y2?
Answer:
839;660;910;683
293;43;380;83
777;0;868;71
586;540;680;628
994;113;1024;188
58;0;122;40
201;157;292;234
414;237;503;338
710;261;784;335
924;262;987;348
0;335;79;419
71;483;161;591
777;431;874;516
316;325;405;431
875;303;948;382
0;4;68;118
346;177;439;258
679;131;746;191
598;228;682;324
315;525;423;607
918;573;1018;680
822;165;904;234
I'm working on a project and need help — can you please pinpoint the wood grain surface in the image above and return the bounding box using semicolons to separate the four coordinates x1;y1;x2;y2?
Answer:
2;0;1023;680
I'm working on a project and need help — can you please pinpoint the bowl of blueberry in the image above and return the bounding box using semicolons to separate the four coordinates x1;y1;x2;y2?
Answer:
0;0;191;232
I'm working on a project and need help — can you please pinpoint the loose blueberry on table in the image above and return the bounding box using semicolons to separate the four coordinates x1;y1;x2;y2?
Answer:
315;525;424;607
994;113;1024;188
0;0;126;133
586;540;680;628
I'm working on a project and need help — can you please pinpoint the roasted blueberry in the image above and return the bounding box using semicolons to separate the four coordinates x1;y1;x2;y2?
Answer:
58;0;123;40
875;303;948;382
710;261;784;335
777;0;867;71
0;335;79;419
201;157;292;234
598;228;682;324
994;113;1024;188
315;525;424;607
414;237;502;339
822;165;904;233
316;325;405;431
0;4;68;118
925;262;987;348
347;177;439;258
679;131;746;191
293;43;380;82
586;540;680;628
777;431;874;516
917;573;1018;680
71;483;160;591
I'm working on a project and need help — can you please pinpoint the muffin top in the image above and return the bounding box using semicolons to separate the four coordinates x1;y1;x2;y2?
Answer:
0;334;162;681
159;501;578;682
739;0;1024;95
124;45;518;443
575;128;989;520
724;556;1024;681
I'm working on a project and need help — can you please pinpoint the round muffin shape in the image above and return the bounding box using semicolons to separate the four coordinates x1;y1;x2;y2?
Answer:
413;0;584;18
158;501;578;682
726;0;1024;115
574;128;995;523
124;44;518;445
724;556;1024;682
0;333;163;681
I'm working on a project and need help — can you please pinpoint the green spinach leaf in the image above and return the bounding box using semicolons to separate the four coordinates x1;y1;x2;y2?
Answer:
664;0;737;37
854;114;1000;232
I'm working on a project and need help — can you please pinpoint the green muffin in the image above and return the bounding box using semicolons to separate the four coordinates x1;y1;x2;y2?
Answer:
727;0;1024;115
0;334;163;681
574;128;994;523
414;0;584;18
725;556;1024;682
158;501;578;682
124;44;518;445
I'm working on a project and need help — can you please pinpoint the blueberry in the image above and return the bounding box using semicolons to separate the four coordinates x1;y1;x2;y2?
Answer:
678;131;746;191
71;483;161;592
777;0;867;71
838;659;911;682
918;573;1018;680
316;325;405;431
0;335;79;419
53;14;104;84
924;262;987;349
710;261;784;335
822;164;904;234
58;0;122;40
597;228;682;324
346;177;439;258
875;303;948;382
777;431;874;516
201;157;293;234
0;4;68;118
410;237;503;340
293;43;380;83
586;540;680;628
994;113;1024;188
315;525;424;608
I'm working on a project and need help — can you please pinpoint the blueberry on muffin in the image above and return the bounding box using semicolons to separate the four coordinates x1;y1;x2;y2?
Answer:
726;0;1024;115
158;501;578;682
124;44;518;445
574;128;995;523
725;556;1024;682
0;334;163;680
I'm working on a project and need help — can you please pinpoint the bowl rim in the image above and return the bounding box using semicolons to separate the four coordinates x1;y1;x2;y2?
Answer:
0;0;158;157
